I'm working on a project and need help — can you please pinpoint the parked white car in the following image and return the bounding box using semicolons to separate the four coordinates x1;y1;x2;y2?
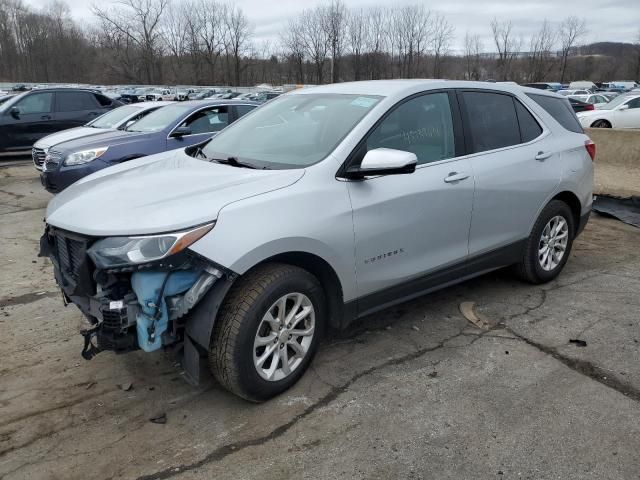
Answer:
569;94;609;108
569;81;597;91
145;89;174;101
577;93;640;128
558;89;590;97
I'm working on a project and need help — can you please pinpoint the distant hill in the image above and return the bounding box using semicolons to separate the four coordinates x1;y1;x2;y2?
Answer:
575;42;639;58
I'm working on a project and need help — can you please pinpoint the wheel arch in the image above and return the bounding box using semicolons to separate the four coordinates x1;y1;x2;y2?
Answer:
551;190;581;231
250;251;347;331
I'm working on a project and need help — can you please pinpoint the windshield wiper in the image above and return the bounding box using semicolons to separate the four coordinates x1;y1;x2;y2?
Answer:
213;157;262;169
193;146;208;159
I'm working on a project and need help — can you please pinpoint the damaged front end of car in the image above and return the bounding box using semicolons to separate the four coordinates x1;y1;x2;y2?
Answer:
39;222;234;384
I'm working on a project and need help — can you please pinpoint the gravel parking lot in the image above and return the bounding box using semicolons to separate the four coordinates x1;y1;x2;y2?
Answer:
1;160;639;479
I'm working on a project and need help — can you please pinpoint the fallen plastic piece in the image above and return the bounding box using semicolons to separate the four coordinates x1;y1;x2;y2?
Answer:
569;339;587;347
149;412;167;424
459;301;491;330
592;196;640;228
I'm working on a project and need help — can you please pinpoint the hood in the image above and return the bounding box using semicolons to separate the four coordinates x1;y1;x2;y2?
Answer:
45;150;305;236
34;126;109;149
576;109;606;118
49;129;155;155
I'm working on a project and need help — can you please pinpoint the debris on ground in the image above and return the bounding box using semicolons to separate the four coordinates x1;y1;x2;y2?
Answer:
592;195;640;228
118;382;133;391
149;413;167;424
411;325;420;332
459;302;491;330
569;339;588;347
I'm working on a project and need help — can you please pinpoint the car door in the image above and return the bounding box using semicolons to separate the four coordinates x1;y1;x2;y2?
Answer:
55;91;103;130
614;97;640;128
166;105;230;149
4;91;56;150
346;91;474;303
458;90;559;255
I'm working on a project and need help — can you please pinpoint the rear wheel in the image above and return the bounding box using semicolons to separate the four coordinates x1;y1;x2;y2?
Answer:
515;200;575;284
591;119;611;128
209;263;324;402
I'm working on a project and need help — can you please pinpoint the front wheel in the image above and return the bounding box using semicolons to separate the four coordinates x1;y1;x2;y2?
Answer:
515;200;575;284
209;263;325;402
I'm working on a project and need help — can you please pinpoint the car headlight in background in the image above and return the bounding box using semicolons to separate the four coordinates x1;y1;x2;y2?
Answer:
87;223;214;269
64;147;109;166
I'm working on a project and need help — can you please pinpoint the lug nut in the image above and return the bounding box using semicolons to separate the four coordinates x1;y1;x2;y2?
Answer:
280;343;284;349
288;334;292;340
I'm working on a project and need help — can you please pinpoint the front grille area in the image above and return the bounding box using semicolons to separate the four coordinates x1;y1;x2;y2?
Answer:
54;232;87;281
32;148;46;168
44;150;63;172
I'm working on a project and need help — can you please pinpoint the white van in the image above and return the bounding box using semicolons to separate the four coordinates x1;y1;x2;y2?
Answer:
569;81;596;91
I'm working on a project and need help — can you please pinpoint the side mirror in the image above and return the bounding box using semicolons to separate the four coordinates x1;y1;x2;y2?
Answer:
618;104;629;111
344;148;417;179
170;126;192;138
10;107;20;119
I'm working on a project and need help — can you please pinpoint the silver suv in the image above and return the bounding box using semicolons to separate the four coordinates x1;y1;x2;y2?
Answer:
40;81;594;401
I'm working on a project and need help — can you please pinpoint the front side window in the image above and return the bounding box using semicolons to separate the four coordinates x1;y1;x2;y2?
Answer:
462;92;520;153
13;92;53;114
181;106;228;134
201;93;382;169
364;92;455;165
57;92;98;112
626;97;640;109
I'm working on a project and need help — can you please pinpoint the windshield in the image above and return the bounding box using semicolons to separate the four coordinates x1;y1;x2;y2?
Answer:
88;105;142;129
125;104;192;133
201;93;381;169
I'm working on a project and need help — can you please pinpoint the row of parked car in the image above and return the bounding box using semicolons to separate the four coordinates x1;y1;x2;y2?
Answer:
0;86;260;191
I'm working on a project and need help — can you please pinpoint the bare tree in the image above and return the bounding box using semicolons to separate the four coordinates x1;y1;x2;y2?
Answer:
93;0;169;83
490;18;521;80
323;0;347;83
348;8;368;81
558;16;587;83
431;13;454;77
463;31;482;80
280;16;306;84
223;4;252;86
299;7;329;84
391;5;432;77
526;19;557;82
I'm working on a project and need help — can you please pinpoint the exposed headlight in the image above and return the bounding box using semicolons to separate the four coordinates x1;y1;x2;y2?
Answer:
64;147;109;166
87;223;214;269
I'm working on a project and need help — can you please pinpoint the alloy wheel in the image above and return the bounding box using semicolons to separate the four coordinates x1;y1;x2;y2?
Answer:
253;292;315;382
538;215;569;271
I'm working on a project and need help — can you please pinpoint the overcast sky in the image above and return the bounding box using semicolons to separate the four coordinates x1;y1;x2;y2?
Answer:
24;0;640;53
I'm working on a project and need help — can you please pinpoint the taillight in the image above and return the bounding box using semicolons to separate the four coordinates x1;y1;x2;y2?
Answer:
585;104;595;111
585;139;596;161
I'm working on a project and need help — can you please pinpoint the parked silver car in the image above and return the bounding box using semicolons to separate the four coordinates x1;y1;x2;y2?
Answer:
40;80;594;401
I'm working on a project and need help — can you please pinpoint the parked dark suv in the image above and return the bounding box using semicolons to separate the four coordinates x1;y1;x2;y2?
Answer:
0;88;121;155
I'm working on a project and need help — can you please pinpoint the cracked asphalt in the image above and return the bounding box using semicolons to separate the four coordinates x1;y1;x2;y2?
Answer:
1;161;640;479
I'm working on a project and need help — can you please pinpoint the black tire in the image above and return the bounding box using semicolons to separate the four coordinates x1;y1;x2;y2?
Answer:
591;119;611;128
209;263;325;402
515;200;575;284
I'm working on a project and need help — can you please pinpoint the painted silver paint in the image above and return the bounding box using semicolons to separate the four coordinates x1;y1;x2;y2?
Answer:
360;148;417;171
538;215;569;271
44;80;594;304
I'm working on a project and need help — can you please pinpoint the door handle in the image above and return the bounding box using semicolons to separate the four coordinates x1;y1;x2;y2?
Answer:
444;172;470;183
535;151;552;161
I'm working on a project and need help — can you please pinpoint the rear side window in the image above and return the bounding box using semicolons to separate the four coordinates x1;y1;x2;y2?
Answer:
94;94;113;107
57;92;98;112
235;104;256;118
514;100;543;142
462;92;520;153
526;93;583;133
